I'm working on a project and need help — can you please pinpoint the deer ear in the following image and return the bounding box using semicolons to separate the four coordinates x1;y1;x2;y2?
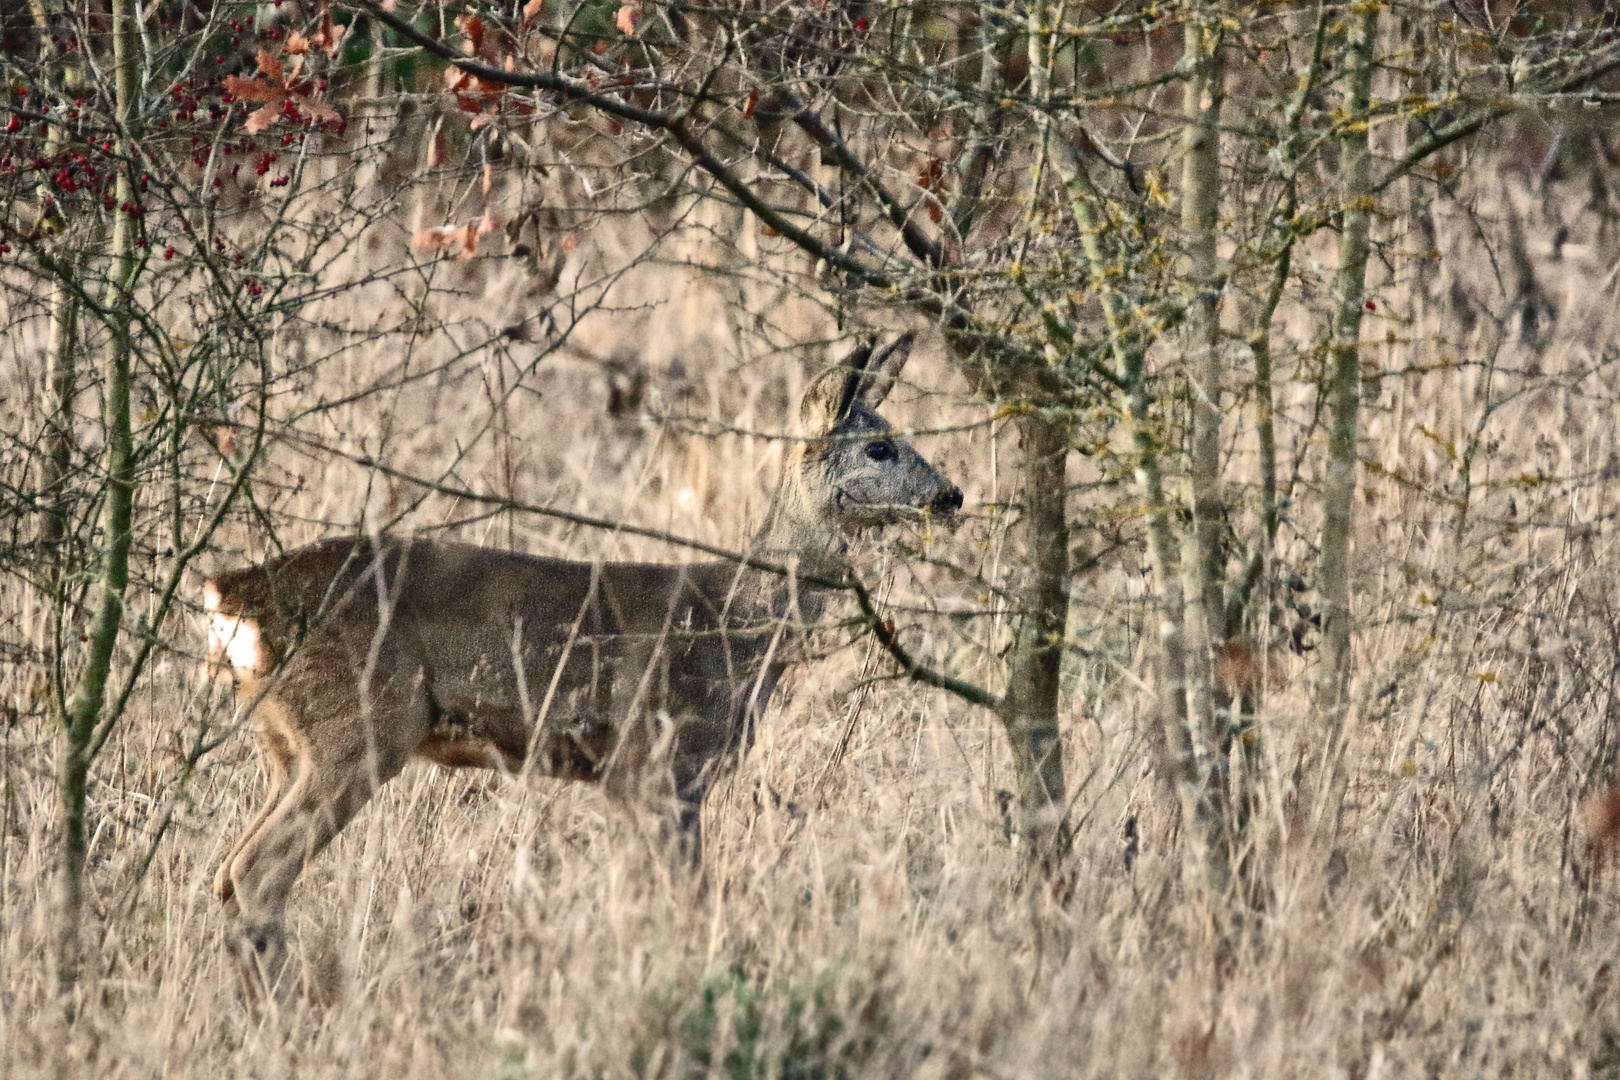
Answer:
800;339;874;433
799;334;914;433
849;332;913;410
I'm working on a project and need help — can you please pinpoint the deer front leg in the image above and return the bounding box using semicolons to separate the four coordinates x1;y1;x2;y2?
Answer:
597;710;714;870
660;793;706;867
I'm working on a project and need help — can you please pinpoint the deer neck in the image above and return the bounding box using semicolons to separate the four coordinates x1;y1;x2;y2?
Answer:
738;465;848;623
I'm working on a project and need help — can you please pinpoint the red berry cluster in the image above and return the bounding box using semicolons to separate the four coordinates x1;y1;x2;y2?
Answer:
0;7;352;281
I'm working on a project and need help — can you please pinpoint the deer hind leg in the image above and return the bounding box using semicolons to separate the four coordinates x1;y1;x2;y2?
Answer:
217;652;428;995
660;793;706;867
214;716;298;917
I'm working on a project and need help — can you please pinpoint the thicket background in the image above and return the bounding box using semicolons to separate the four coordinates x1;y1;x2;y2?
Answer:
5;1;1620;1076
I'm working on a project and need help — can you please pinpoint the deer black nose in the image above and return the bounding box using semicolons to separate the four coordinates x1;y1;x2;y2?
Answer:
931;485;963;515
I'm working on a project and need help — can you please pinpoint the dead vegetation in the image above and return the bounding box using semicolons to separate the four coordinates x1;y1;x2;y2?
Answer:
0;156;1615;1076
4;2;1620;1076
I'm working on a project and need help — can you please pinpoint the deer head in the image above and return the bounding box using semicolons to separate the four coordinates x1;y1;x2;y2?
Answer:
795;334;963;533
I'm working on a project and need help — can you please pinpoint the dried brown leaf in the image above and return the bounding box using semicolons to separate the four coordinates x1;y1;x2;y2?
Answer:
255;50;285;82
225;75;283;105
412;212;494;260
244;103;282;134
311;5;343;56
303;100;341;125
455;14;486;55
411;224;473;257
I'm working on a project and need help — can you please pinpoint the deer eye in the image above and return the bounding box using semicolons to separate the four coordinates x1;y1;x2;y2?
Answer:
865;441;896;462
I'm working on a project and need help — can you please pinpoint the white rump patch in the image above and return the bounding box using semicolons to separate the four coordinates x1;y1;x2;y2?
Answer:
204;583;262;671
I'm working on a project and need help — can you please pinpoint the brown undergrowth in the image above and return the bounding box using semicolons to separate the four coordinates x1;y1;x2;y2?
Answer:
3;143;1620;1079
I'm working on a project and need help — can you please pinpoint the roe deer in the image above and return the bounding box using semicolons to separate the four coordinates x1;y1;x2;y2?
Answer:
203;335;961;989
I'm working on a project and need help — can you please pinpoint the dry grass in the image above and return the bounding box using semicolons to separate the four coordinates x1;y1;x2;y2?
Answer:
5;143;1620;1079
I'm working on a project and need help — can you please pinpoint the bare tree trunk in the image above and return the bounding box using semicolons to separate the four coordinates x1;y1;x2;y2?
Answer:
950;4;1006;242
927;2;1082;871
1220;16;1328;871
39;272;79;551
999;413;1070;866
1248;245;1289;566
1314;8;1378;828
32;0;78;555
1129;370;1209;857
56;0;137;986
1178;10;1228;863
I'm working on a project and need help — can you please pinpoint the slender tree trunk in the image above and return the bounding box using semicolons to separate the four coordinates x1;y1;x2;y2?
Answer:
931;2;1081;871
999;413;1070;865
56;0;138;986
39;273;79;551
1315;8;1378;826
32;0;78;554
950;4;1006;242
1178;10;1228;854
1249;248;1288;563
1224;3;1326;636
1181;5;1225;644
1128;366;1210;858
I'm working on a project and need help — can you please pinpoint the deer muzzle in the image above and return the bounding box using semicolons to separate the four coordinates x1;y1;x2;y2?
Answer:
930;485;963;515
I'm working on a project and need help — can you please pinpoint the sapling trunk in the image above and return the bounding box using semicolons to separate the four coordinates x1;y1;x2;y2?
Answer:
1315;8;1378;828
55;0;138;985
1178;10;1230;862
999;412;1071;865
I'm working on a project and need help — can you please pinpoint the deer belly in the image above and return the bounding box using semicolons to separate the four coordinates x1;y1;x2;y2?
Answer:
419;650;618;779
415;699;529;771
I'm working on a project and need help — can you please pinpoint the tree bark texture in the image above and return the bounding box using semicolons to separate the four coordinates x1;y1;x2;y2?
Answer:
1180;8;1227;659
1315;8;1378;823
1178;12;1229;850
999;412;1071;864
34;6;79;553
39;271;78;551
